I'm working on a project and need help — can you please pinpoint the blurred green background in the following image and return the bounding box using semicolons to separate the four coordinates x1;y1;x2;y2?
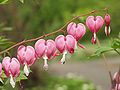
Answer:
0;0;120;90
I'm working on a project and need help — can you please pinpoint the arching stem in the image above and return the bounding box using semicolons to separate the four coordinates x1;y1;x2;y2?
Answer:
114;49;120;55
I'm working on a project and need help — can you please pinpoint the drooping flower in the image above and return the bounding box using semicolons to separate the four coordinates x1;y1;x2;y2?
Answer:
0;63;3;84
113;72;120;84
67;22;86;49
67;22;86;41
115;84;120;90
86;16;104;44
35;39;56;70
55;35;76;64
17;45;36;76
112;72;120;90
2;57;20;88
104;14;111;36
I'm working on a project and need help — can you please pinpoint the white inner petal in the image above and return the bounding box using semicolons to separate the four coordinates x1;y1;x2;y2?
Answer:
43;55;48;71
105;26;111;36
105;26;107;35
24;63;30;76
74;40;78;50
93;33;96;40
60;51;67;64
10;74;16;88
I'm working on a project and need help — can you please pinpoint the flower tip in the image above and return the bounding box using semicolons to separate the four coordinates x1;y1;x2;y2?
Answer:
92;41;96;44
24;64;30;76
60;61;65;64
10;75;15;88
91;33;97;44
43;65;48;71
91;38;96;44
105;26;111;36
60;51;67;64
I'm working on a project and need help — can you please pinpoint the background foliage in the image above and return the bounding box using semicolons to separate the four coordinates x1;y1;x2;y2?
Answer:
0;0;120;90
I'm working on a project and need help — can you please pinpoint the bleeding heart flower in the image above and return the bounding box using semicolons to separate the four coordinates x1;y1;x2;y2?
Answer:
35;39;56;70
86;16;104;44
115;84;120;90
104;14;111;36
67;22;86;41
2;57;20;88
113;72;120;84
55;35;76;64
0;63;3;83
17;45;36;76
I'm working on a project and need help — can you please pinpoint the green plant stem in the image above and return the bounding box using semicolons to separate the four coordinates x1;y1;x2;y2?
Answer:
114;49;120;55
96;37;113;86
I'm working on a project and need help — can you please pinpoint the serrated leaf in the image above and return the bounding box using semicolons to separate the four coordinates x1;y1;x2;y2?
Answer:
0;0;8;4
19;0;24;3
111;39;120;49
91;47;113;57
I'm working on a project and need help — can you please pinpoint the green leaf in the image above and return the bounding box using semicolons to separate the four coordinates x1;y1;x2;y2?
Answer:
92;47;113;57
0;78;4;84
118;32;120;39
1;70;7;78
0;0;8;4
19;0;24;3
0;23;12;32
111;39;120;49
1;27;12;31
0;36;9;45
16;71;28;82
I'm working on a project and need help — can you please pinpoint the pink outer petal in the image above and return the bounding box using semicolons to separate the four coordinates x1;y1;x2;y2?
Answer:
67;22;76;36
25;46;36;66
66;35;76;53
115;84;120;90
9;58;20;78
86;16;95;33
95;16;104;32
0;63;2;76
2;57;11;77
67;22;86;41
105;14;110;26
35;39;46;58
55;35;65;53
75;23;86;41
46;40;56;59
17;45;26;65
113;72;119;84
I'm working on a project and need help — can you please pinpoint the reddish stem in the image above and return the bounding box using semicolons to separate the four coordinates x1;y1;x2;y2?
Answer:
0;8;108;55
